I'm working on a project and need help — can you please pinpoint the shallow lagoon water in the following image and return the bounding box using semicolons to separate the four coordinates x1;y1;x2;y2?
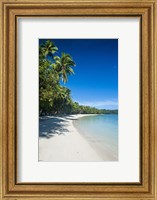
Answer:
73;114;118;161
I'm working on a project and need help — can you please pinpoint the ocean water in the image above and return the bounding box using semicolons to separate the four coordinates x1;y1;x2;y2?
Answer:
73;114;118;161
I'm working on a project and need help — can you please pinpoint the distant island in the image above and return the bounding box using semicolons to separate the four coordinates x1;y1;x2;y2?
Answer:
39;40;118;116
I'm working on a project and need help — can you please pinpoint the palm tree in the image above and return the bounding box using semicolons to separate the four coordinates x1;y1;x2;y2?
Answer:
39;40;76;115
53;53;76;83
39;40;58;58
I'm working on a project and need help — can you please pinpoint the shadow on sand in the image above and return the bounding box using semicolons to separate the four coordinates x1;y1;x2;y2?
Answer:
39;117;70;139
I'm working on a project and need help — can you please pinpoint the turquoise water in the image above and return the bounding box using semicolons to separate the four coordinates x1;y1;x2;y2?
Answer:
73;114;118;161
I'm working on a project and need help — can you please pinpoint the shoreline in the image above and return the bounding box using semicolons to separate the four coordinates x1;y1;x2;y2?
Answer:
39;114;117;162
39;114;104;161
72;115;118;161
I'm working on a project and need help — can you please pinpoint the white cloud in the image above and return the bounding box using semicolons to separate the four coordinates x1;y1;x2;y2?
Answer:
78;100;118;108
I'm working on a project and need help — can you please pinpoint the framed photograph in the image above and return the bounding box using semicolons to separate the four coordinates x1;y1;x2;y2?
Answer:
0;0;157;199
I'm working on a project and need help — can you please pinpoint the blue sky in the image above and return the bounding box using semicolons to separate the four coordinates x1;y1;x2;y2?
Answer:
40;39;118;109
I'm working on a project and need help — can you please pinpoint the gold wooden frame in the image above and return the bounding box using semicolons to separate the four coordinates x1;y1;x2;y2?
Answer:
0;0;157;199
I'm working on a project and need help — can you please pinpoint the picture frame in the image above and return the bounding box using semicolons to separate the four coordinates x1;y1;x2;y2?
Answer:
0;0;156;199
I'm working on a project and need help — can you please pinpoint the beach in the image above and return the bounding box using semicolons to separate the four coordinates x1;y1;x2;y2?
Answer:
39;39;118;162
39;114;105;161
39;114;118;161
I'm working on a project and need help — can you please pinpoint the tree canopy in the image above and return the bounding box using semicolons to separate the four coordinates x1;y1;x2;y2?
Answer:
39;40;118;116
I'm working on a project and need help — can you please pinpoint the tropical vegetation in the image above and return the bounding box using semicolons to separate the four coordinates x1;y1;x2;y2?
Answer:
39;40;118;116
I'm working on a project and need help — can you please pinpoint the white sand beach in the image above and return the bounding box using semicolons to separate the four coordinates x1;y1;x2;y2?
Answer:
39;114;104;161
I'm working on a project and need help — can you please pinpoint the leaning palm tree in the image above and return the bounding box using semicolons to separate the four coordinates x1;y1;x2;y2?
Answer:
39;40;58;58
53;53;76;83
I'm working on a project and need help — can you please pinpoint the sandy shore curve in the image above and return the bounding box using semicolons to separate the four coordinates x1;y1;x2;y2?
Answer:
39;114;104;161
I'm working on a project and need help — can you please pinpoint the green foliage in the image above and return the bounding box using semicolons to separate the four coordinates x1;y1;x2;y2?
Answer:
53;53;75;83
39;40;75;115
39;40;118;116
39;40;58;59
